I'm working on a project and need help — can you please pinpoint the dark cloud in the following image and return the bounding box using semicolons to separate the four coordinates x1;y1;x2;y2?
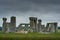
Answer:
31;0;60;4
0;0;60;15
0;0;60;26
0;0;60;13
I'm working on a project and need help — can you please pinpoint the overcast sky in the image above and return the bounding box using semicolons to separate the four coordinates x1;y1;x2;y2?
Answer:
0;0;60;27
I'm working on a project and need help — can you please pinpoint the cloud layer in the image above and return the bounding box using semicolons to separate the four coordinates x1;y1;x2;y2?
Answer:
0;0;60;26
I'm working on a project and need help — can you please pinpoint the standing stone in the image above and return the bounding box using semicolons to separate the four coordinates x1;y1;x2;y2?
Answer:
41;25;45;32
46;22;58;32
6;23;11;33
45;23;49;32
29;17;37;32
2;18;7;32
25;24;28;31
51;23;58;32
10;16;16;32
38;19;42;32
54;23;58;32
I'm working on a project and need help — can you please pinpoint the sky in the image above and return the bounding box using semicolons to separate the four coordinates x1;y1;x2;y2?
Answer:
0;0;60;27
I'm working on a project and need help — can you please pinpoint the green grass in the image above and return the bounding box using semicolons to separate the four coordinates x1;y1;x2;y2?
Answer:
0;32;60;40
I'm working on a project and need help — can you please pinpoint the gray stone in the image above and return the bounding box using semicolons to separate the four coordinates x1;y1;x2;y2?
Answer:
29;17;37;32
45;22;58;32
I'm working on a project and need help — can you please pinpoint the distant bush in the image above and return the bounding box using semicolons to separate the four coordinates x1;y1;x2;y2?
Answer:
58;27;60;29
0;27;2;31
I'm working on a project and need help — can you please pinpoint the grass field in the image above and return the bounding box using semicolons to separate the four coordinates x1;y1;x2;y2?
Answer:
0;32;60;40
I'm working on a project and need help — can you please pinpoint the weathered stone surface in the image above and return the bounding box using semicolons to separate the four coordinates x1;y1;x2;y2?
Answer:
45;22;58;32
38;19;42;32
2;16;58;33
2;16;16;33
10;16;16;32
18;23;30;30
2;18;7;32
29;17;37;32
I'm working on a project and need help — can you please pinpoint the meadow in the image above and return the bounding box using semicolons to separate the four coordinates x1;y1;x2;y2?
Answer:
0;32;60;40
